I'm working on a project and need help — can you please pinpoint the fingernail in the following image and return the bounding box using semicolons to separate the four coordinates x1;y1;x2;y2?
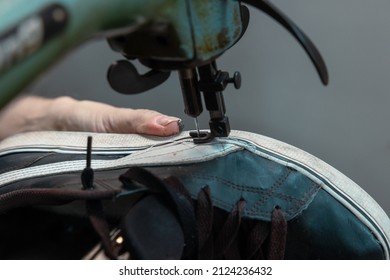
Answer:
156;116;182;127
177;119;184;132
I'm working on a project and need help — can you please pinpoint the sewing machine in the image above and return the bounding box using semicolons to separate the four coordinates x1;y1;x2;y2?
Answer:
0;0;328;139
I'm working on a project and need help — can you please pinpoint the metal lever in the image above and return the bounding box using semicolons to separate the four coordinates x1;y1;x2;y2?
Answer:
107;60;171;94
242;0;329;85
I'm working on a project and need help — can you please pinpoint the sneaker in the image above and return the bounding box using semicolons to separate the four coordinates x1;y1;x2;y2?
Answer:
0;130;389;259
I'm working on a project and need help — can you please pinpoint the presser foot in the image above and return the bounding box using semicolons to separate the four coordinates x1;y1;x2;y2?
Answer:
189;131;214;144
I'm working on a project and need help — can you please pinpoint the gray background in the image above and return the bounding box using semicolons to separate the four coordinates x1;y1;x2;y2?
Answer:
31;0;390;215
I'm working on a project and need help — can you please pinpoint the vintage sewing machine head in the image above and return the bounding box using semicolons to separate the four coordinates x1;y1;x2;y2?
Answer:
105;0;328;140
0;0;328;139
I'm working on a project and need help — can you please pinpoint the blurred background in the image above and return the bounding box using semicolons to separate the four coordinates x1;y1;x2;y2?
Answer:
29;0;390;215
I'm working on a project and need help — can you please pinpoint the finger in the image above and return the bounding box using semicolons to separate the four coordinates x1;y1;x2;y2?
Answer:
151;115;183;136
126;111;183;136
99;108;183;136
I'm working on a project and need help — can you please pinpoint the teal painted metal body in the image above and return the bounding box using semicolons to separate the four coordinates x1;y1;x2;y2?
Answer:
0;0;242;108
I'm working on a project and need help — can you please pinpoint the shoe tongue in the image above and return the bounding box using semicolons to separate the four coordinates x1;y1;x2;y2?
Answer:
121;195;185;260
119;167;198;259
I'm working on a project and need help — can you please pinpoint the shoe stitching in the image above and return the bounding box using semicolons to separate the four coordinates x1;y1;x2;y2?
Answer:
185;171;320;219
185;173;296;197
183;172;311;209
280;183;321;216
248;168;293;213
125;143;238;163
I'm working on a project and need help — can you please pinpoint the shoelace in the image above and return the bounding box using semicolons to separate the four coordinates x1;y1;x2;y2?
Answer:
119;167;288;260
195;185;287;259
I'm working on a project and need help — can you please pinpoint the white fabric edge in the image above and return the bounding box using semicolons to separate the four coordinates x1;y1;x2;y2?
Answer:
0;131;189;155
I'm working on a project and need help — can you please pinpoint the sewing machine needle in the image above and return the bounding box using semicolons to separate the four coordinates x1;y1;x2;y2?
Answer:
194;117;200;137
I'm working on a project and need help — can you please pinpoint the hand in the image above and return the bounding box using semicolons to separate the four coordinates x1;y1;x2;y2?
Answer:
0;96;182;140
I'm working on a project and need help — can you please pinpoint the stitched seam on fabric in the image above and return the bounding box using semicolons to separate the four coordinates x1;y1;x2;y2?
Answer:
195;168;317;217
187;173;297;200
248;168;293;214
117;142;188;158
243;182;321;218
121;141;195;160
129;144;234;163
281;183;321;216
186;172;308;213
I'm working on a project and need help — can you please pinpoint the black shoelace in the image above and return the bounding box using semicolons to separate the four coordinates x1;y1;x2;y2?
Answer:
118;167;288;260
